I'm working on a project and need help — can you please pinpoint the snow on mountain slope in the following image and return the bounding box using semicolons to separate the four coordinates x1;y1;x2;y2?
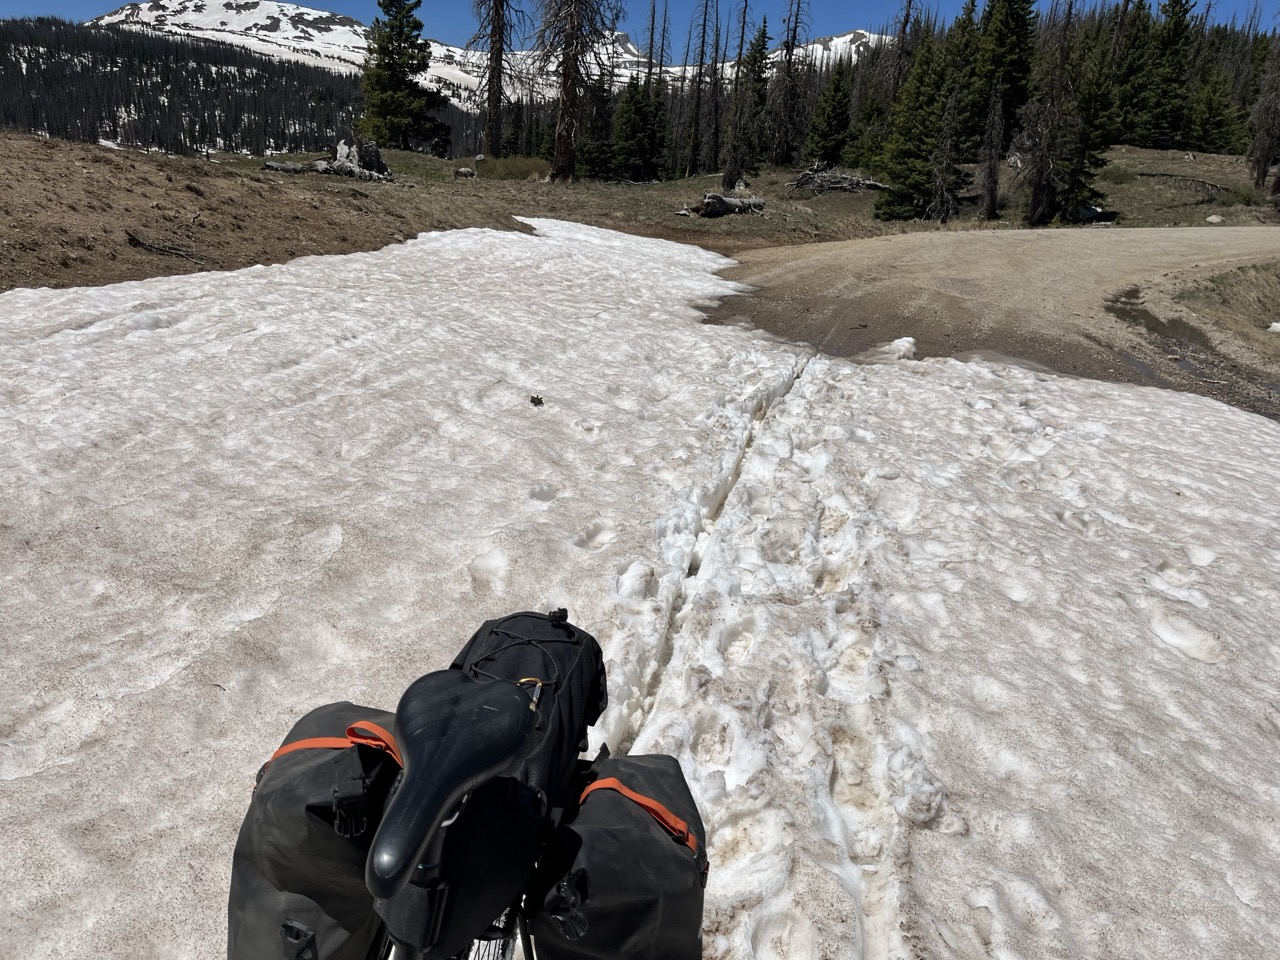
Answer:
89;0;884;107
93;0;370;72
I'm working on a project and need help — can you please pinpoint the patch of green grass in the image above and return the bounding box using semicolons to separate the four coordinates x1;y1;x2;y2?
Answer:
378;149;451;183
473;156;550;180
1096;165;1137;184
1215;186;1262;207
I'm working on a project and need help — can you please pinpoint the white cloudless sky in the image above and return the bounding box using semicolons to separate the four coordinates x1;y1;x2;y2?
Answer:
4;0;1273;51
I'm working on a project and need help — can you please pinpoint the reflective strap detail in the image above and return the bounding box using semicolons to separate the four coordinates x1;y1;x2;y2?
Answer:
269;736;361;763
580;776;700;855
346;721;403;768
265;723;403;768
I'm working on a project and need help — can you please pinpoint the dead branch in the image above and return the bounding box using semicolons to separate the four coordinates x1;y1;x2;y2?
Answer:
1135;173;1230;199
686;193;767;217
124;229;206;263
785;163;889;195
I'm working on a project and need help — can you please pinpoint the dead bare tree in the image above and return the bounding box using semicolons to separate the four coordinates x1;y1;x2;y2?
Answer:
471;0;529;157
534;0;622;179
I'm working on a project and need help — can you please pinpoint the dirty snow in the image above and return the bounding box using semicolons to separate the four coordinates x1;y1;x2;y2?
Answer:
2;220;1278;960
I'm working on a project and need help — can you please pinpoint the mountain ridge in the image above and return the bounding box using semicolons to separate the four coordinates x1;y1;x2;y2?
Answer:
89;0;882;108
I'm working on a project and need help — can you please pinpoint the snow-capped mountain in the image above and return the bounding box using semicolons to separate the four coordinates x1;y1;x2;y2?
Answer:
89;0;882;108
92;0;370;72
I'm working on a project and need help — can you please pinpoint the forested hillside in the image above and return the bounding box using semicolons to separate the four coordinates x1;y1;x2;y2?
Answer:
0;17;363;153
490;0;1278;224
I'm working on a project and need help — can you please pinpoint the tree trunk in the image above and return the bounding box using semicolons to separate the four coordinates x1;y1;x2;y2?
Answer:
485;1;505;158
979;87;1004;220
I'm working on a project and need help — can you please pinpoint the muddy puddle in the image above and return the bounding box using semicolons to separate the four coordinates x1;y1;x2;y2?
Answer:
1105;287;1214;350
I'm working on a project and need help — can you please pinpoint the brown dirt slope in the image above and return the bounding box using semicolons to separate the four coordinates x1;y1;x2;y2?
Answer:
0;132;875;293
711;231;1280;420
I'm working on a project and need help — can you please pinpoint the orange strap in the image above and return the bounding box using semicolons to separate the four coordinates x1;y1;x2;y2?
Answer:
267;721;404;769
581;776;700;855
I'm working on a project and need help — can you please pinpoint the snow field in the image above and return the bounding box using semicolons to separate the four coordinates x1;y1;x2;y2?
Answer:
2;219;1279;960
0;220;807;958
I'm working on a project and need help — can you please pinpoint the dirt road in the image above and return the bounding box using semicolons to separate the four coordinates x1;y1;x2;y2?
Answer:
710;227;1280;419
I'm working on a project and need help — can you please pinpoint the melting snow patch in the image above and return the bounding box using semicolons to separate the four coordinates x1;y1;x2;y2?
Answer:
3;223;1280;960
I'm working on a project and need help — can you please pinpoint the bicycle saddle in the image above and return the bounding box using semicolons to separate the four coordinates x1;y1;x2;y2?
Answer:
366;669;535;900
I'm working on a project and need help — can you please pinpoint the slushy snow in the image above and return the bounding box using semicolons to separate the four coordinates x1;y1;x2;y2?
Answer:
2;220;1278;960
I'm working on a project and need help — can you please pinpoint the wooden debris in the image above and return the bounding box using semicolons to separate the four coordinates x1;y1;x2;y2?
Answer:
124;229;205;263
1136;172;1230;200
685;193;766;217
785;162;888;195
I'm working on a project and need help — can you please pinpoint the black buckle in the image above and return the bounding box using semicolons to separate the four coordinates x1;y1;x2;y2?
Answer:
280;919;318;960
332;749;369;838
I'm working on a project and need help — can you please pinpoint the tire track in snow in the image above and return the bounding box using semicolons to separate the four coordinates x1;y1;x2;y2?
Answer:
623;354;956;960
596;350;812;754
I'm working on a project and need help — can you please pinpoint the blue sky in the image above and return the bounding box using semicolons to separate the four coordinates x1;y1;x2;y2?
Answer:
3;0;1273;49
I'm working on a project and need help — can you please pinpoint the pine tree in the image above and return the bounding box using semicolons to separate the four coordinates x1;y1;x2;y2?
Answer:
840;38;895;170
801;55;854;164
613;75;669;179
1249;37;1280;191
1149;0;1194;145
876;37;969;221
973;0;1038;151
1188;68;1249;152
1116;0;1161;144
765;0;809;164
721;17;769;189
977;87;1005;218
472;0;526;158
947;0;985;160
575;73;616;179
683;0;713;176
361;0;449;152
1017;0;1107;225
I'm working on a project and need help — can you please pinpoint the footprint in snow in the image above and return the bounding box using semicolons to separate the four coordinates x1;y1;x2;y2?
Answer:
529;483;559;503
572;521;615;550
1124;593;1227;663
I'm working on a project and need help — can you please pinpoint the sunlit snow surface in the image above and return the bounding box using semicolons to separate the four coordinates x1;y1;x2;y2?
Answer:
2;220;1279;959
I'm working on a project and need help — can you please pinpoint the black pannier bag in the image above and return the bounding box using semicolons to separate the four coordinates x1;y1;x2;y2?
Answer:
366;609;608;959
530;752;710;960
228;610;607;960
227;701;403;960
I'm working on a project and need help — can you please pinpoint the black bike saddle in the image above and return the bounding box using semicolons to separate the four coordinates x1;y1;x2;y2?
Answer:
365;669;536;900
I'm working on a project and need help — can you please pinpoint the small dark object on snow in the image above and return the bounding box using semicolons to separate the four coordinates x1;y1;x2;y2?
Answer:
531;395;544;406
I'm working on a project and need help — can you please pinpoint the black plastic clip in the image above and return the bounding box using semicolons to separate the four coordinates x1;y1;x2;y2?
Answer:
280;919;318;960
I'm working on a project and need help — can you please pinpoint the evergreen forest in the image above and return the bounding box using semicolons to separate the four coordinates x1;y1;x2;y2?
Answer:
0;17;370;154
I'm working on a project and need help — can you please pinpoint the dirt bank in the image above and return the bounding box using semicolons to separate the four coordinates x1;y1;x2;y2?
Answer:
708;228;1280;420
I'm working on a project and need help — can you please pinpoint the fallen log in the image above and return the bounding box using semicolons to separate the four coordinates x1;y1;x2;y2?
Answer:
687;193;766;217
1135;172;1229;199
263;161;312;174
